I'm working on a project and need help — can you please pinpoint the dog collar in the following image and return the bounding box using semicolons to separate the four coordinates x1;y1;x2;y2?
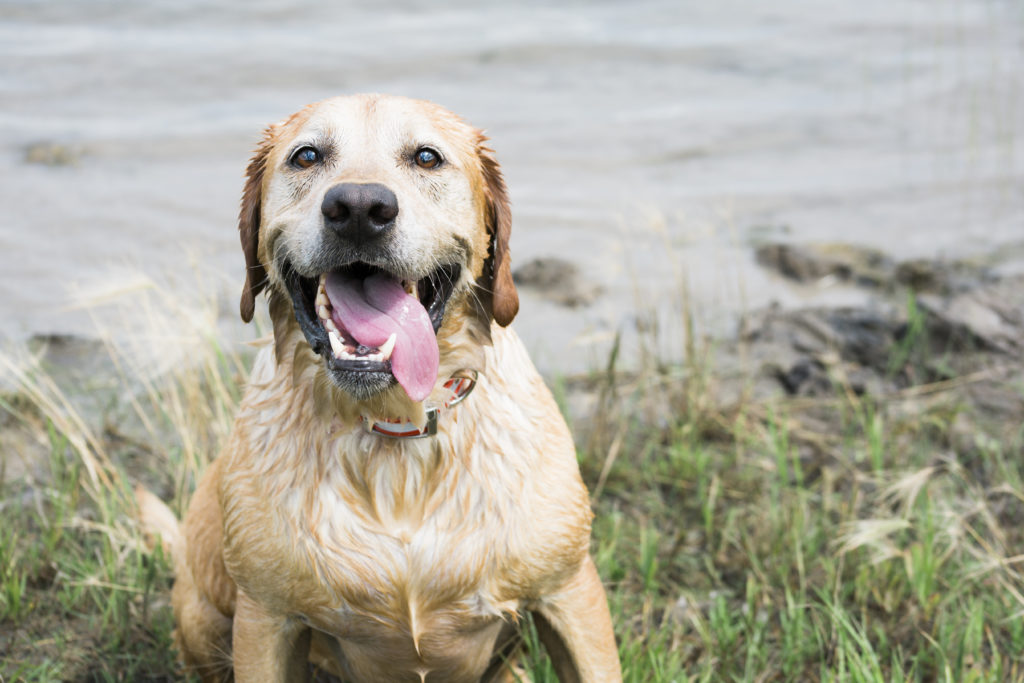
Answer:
360;370;478;439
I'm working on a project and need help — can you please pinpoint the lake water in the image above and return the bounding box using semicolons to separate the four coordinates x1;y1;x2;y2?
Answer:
2;0;1022;374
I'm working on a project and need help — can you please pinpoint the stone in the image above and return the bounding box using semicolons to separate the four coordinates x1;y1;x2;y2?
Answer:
754;242;893;287
513;256;603;307
918;278;1023;354
24;142;82;167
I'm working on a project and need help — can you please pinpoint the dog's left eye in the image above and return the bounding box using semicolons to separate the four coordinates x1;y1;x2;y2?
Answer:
290;146;321;169
414;147;442;170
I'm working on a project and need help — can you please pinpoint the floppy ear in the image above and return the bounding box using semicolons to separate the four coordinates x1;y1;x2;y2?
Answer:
477;138;519;327
238;129;275;323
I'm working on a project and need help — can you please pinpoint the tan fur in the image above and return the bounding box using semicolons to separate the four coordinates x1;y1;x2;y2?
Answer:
172;94;621;682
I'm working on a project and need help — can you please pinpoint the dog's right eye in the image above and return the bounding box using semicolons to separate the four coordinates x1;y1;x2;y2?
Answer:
290;146;321;169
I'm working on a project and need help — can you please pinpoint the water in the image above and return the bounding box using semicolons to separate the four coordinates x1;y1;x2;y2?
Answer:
2;0;1022;374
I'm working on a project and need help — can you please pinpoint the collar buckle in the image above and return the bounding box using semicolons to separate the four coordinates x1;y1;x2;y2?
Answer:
361;370;477;440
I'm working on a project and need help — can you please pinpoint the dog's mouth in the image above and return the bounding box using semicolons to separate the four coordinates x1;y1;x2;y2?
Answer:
283;261;461;402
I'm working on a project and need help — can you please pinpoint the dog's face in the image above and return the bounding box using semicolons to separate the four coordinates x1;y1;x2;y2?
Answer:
237;95;518;402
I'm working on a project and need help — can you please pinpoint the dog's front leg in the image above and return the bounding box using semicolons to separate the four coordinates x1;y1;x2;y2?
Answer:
232;590;312;682
532;556;622;683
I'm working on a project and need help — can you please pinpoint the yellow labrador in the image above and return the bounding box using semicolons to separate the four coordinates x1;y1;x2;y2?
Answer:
160;94;620;682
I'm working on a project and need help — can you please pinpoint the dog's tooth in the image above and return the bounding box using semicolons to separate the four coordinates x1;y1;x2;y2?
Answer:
324;317;338;333
318;304;331;320
316;292;328;308
366;353;382;362
328;330;344;357
379;332;397;360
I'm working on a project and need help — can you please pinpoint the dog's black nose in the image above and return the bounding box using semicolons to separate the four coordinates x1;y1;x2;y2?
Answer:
321;183;399;244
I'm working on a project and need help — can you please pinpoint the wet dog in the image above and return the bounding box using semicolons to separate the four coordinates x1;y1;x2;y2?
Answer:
147;94;621;682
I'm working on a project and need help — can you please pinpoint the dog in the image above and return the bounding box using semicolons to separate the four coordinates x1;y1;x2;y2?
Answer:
145;94;621;682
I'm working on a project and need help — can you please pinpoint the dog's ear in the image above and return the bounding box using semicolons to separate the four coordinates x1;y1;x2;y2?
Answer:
238;128;275;323
477;138;519;327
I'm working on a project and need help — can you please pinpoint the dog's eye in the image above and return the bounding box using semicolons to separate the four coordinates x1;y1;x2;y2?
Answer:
290;146;321;169
414;147;442;170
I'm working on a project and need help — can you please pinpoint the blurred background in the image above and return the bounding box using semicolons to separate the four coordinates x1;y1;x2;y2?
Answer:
2;0;1022;374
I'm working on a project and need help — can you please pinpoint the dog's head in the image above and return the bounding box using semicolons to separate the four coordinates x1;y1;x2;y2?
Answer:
236;95;518;406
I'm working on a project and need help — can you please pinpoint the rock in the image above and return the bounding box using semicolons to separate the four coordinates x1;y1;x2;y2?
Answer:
895;259;947;294
774;357;831;396
824;309;899;369
754;242;893;286
755;243;844;283
754;241;1006;299
817;243;894;288
895;258;998;295
843;365;890;397
743;299;924;397
747;305;900;365
917;277;1024;354
24;141;82;166
740;261;1024;402
513;257;602;307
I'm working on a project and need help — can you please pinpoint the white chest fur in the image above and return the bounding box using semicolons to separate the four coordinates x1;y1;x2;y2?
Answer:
230;428;528;626
299;436;523;621
220;331;593;678
224;429;529;679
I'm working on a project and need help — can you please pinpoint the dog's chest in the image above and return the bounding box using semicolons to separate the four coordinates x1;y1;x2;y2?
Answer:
262;450;525;636
223;388;590;678
270;460;522;677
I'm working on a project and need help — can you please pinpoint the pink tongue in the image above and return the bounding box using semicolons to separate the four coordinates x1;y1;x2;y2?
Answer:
324;271;439;402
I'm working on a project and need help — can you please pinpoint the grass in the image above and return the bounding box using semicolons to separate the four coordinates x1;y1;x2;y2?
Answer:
569;336;1024;681
2;285;1024;681
0;419;178;681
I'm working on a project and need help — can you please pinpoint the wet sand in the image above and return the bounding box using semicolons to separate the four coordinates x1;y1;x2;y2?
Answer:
2;0;1022;374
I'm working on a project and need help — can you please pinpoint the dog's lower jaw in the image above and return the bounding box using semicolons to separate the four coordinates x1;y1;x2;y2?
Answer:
308;352;430;430
322;362;396;401
280;267;400;400
268;291;415;419
269;287;492;430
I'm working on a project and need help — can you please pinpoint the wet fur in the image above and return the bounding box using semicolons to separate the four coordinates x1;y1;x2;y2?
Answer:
167;95;621;682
